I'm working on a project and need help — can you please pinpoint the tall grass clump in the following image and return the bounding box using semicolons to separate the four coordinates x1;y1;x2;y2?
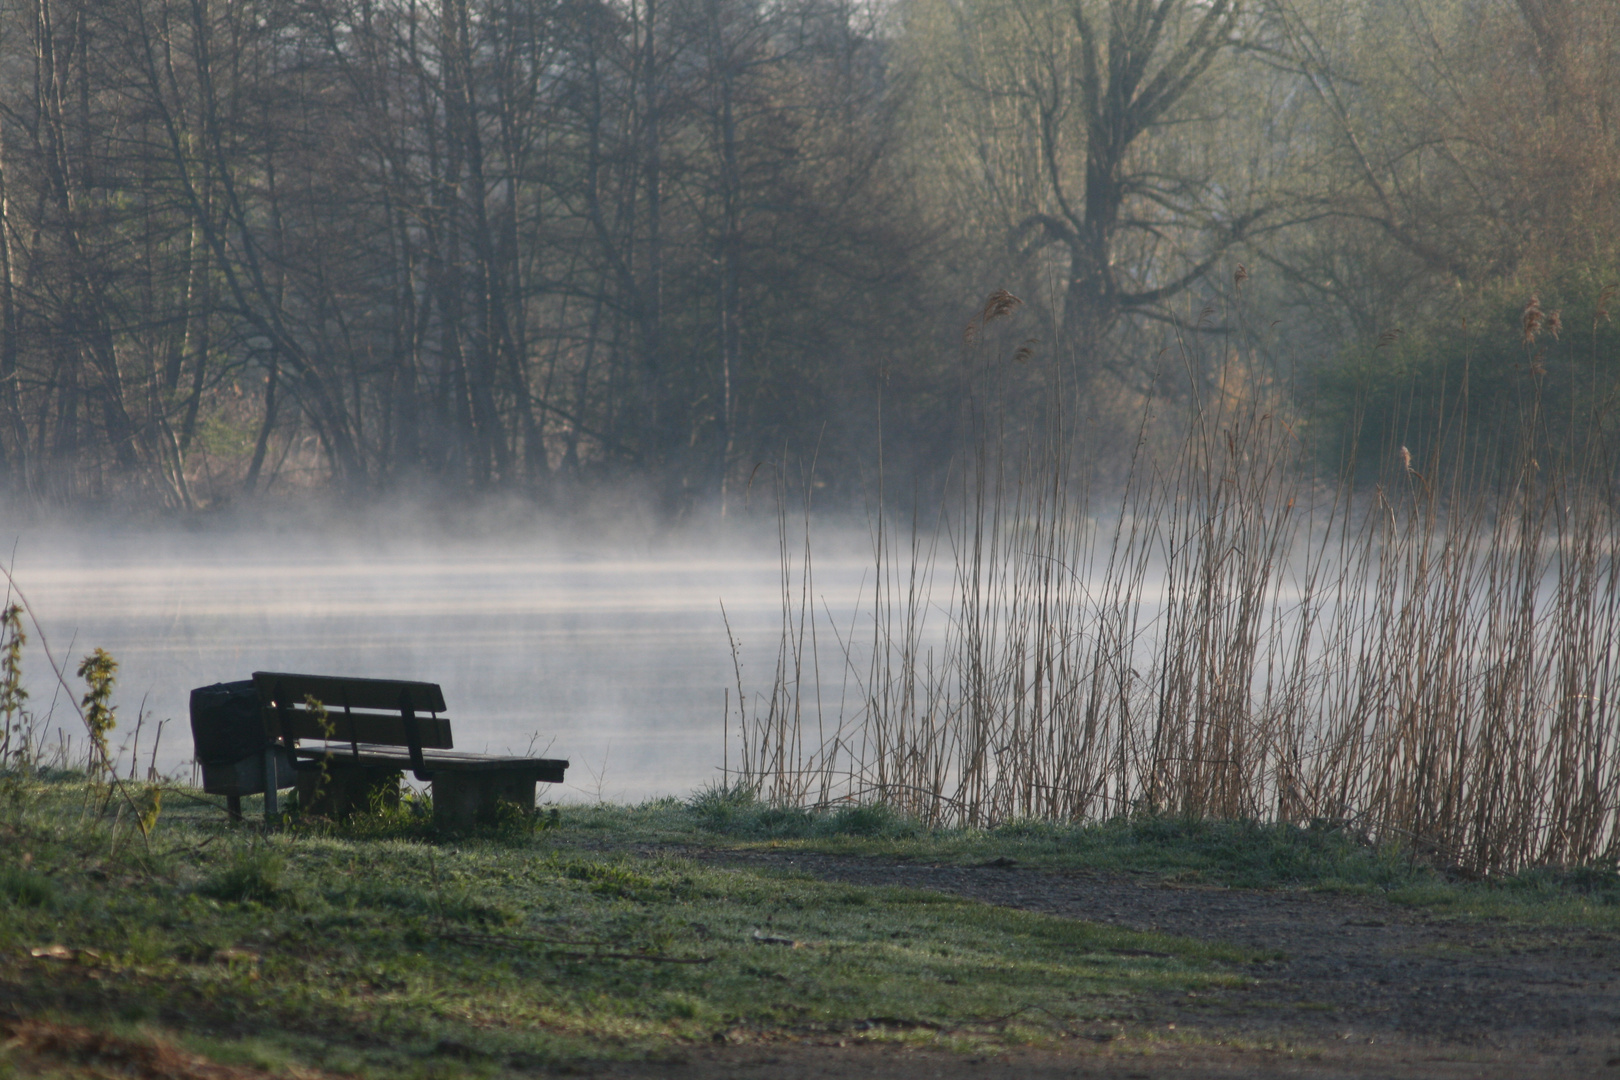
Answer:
729;288;1620;876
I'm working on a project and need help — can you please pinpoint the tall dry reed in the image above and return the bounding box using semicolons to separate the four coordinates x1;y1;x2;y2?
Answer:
728;297;1620;875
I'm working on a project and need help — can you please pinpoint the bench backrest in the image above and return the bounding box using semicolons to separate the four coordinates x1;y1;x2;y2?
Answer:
252;672;452;775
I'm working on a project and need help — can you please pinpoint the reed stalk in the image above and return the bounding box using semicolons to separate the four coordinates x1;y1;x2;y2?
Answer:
733;296;1620;875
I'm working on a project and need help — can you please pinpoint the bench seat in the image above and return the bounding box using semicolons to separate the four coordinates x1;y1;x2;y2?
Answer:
291;742;568;780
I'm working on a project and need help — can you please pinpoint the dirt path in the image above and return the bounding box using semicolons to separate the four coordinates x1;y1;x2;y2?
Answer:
575;1041;1610;1080
727;852;1620;1046
581;848;1620;1078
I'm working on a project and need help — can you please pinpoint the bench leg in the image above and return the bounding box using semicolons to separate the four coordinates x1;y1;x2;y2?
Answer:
432;772;537;830
226;795;242;821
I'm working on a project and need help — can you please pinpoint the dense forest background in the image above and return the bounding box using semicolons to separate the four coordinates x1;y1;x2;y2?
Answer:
0;0;1613;511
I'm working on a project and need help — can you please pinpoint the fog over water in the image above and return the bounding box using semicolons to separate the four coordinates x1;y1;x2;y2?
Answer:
2;517;873;802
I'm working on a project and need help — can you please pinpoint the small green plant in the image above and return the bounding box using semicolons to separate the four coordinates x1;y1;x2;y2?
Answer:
302;694;335;810
686;780;759;829
201;844;286;903
76;648;118;779
135;783;163;839
491;796;541;838
305;778;427;840
0;603;28;768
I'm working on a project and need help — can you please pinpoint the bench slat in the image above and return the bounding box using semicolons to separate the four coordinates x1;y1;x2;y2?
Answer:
293;743;568;782
261;707;454;750
252;671;448;713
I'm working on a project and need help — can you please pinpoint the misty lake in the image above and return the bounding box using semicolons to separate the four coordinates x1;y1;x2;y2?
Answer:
3;522;873;802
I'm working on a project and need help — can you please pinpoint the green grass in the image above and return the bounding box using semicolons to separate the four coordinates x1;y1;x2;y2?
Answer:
3;776;1617;1078
687;798;1422;889
1383;865;1620;926
566;786;1620;925
0;777;1257;1077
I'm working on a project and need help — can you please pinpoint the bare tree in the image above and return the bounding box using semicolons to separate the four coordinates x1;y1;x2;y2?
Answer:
904;0;1265;387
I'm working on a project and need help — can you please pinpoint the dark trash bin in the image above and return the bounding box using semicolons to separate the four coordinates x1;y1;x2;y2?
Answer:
189;680;293;798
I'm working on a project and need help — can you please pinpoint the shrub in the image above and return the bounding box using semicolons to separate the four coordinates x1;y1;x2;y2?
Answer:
686;781;762;830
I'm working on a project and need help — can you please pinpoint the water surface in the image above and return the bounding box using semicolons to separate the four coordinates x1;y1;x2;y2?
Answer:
4;525;870;802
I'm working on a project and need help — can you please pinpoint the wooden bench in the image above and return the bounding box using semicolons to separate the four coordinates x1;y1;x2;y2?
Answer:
193;672;567;829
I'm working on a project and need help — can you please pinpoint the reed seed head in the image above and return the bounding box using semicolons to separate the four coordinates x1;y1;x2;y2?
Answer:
1522;295;1544;344
965;290;1022;346
979;289;1023;325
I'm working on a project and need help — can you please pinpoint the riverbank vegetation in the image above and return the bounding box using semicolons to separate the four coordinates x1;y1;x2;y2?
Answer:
731;275;1620;876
